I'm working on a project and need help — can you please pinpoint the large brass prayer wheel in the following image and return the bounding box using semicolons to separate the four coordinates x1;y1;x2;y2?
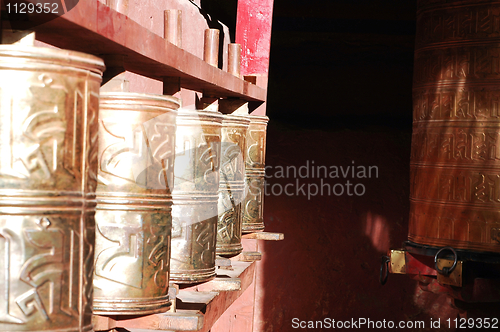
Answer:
410;0;500;253
216;115;250;257
242;115;269;233
93;93;179;314
171;109;222;283
0;46;104;332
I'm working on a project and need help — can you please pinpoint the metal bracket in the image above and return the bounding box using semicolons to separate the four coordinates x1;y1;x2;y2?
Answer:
436;259;463;287
389;249;406;274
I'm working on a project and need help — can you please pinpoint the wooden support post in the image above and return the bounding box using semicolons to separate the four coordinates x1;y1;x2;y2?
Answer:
100;54;126;86
228;43;241;78
216;256;232;268
204;29;219;67
219;98;248;115
168;283;180;312
196;95;219;112
163;77;181;96
236;0;274;115
164;9;182;48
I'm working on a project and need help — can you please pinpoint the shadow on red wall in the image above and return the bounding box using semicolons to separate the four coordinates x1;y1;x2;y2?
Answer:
255;120;465;331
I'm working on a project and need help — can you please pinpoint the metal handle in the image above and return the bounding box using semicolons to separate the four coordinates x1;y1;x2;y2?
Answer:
434;246;458;276
379;255;390;285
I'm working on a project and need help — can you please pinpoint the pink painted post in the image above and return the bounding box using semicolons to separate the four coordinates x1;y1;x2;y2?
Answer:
235;0;274;76
235;0;274;115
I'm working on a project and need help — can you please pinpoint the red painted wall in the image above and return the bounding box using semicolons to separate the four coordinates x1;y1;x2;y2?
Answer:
253;123;465;331
236;0;274;76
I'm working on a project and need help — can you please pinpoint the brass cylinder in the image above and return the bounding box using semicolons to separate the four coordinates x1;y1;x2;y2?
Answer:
204;29;220;67
171;109;223;283
0;46;104;332
93;93;179;314
410;0;500;253
164;10;182;48
241;115;269;233
228;43;241;77
216;115;250;257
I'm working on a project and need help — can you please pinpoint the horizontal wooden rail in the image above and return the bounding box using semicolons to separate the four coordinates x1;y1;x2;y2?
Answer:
9;1;266;102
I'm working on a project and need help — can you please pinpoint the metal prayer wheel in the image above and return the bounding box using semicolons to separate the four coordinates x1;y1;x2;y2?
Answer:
0;46;104;332
242;115;269;233
410;0;500;253
171;109;223;283
216;115;250;257
93;93;179;314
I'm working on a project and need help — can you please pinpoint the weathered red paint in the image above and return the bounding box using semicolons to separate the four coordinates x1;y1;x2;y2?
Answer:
236;0;274;75
405;252;437;276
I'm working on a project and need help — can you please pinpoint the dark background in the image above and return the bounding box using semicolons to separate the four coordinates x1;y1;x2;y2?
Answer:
268;0;415;126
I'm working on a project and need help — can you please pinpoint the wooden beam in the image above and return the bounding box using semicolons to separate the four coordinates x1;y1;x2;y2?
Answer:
93;262;256;332
28;1;266;102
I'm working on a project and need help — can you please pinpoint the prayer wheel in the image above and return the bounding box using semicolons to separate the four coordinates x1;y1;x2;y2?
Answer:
242;115;269;233
216;115;250;257
0;46;104;332
93;93;179;314
170;109;223;283
410;0;500;253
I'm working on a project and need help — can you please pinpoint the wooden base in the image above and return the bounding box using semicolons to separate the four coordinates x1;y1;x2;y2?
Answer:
242;232;284;241
93;261;256;332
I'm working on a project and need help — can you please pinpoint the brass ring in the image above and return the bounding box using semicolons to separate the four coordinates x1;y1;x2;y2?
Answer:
379;255;390;285
434;247;458;276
